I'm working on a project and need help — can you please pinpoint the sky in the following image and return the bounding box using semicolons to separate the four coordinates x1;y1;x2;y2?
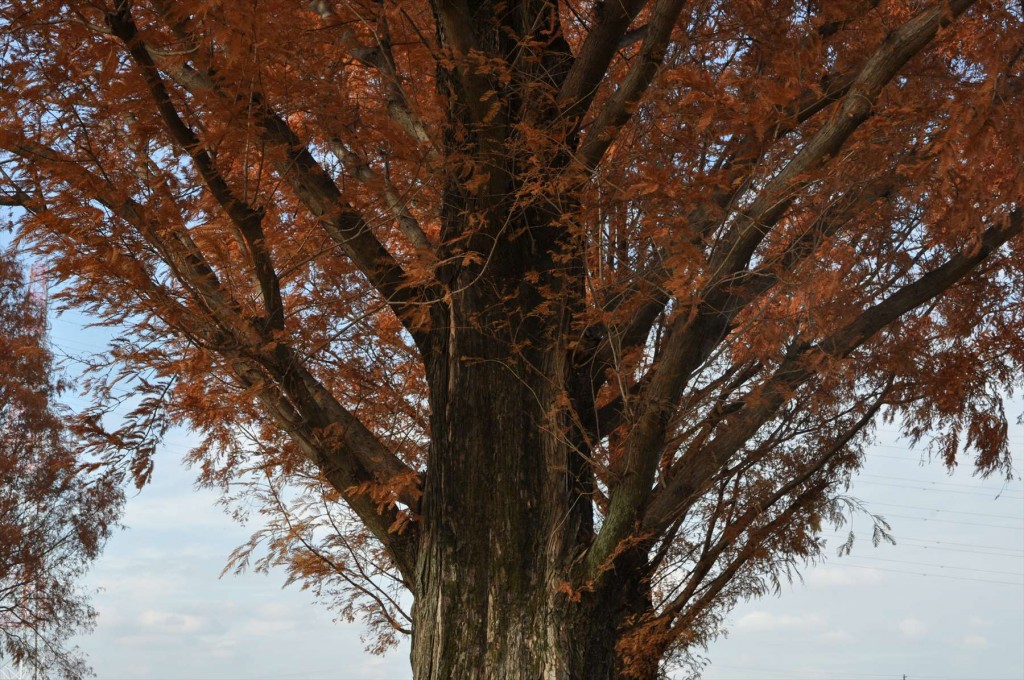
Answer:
24;301;1024;680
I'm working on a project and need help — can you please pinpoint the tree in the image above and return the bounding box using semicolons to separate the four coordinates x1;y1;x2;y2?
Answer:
0;0;1021;676
0;251;122;679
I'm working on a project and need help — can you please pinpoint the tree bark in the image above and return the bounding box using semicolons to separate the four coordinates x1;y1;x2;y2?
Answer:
409;263;640;678
412;290;556;676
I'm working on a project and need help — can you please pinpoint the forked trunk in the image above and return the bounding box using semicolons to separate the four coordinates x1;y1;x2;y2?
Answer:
407;21;651;663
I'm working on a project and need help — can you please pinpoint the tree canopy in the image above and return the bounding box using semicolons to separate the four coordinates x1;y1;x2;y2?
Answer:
0;1;1021;677
0;251;122;679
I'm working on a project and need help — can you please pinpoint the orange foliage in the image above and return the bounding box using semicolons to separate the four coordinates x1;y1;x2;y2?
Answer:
1;0;1022;676
0;252;122;679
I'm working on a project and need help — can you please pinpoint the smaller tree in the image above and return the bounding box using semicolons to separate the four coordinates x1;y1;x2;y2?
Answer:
0;250;122;680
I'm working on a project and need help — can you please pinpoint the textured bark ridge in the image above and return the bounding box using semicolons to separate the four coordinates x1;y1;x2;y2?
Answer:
411;260;577;677
412;316;630;679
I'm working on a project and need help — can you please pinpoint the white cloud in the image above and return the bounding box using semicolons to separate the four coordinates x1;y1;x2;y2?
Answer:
963;634;990;649
96;571;188;600
968;616;992;629
94;605;126;629
203;637;238;660
255;602;299;618
818;629;853;644
123;492;232;531
898;617;928;640
735;611;824;632
242;618;298;636
138;610;209;634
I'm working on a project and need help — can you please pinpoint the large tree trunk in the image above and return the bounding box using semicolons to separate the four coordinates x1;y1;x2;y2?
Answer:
407;8;646;669
409;280;639;678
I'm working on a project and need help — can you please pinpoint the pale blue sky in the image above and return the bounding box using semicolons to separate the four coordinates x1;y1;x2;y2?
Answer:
31;301;1023;680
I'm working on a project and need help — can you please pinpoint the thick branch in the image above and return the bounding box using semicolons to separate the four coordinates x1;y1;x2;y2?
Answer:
644;209;1023;533
570;268;670;443
708;0;977;280
115;14;440;348
231;360;418;582
0;128;421;579
557;0;651;123
0;188;31;207
106;4;285;331
575;0;689;172
328;139;437;264
584;0;979;577
569;67;872;425
309;2;437;153
430;0;493;125
253;104;439;350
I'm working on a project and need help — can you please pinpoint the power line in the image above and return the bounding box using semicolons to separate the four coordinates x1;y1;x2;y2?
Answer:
896;536;1024;553
867;501;1023;520
880;513;1022;530
875;425;1024;442
831;561;1024;585
703;661;1020;680
854;480;1023;499
858;472;1024;492
893;542;1024;559
872;441;1024;452
866;452;1024;476
841;555;1023;577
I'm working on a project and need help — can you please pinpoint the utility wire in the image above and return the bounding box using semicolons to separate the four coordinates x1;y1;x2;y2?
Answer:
841;554;1023;577
867;501;1023;520
854;480;1023;499
896;537;1024;553
893;542;1024;558
858;472;1024;491
829;562;1023;586
881;513;1022;530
